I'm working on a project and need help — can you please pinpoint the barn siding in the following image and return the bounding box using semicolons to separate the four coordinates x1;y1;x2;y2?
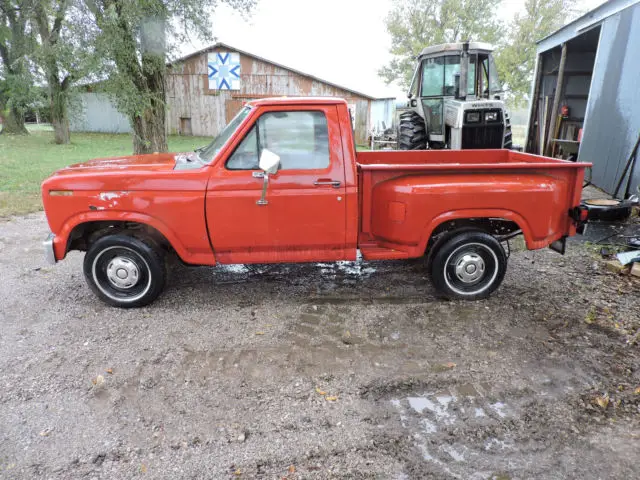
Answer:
166;47;376;144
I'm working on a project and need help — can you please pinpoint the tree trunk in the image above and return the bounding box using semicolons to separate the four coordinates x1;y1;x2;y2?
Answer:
50;80;71;144
131;14;168;155
131;100;167;154
1;105;29;135
51;115;70;144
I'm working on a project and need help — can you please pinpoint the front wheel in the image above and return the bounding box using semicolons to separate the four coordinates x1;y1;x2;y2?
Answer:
429;231;507;300
83;234;166;308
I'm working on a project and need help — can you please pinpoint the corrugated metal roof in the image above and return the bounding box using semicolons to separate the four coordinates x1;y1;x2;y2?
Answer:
536;0;640;52
168;42;394;101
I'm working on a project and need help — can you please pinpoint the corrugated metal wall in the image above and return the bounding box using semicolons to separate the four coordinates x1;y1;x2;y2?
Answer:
70;93;131;134
166;47;373;145
579;2;640;195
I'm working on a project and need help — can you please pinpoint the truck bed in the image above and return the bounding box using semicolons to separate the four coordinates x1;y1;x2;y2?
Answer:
356;149;590;260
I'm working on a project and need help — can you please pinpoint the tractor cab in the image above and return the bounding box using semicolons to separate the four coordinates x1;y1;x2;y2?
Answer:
399;42;512;150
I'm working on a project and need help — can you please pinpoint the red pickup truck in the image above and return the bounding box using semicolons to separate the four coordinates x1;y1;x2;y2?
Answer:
42;97;589;307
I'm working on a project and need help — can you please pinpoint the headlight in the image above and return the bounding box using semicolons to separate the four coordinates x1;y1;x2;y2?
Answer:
485;111;499;122
465;112;481;123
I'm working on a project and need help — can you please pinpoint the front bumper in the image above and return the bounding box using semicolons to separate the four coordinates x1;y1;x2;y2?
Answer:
43;233;57;264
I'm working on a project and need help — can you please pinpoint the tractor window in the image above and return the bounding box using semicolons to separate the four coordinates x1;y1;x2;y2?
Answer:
467;54;477;96
421;57;445;96
423;55;477;97
443;56;460;96
488;55;501;94
479;56;490;97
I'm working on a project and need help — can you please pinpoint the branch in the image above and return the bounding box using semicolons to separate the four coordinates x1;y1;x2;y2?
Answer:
0;41;9;66
50;0;70;42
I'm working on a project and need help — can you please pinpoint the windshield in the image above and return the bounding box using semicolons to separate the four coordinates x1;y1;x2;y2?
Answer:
421;55;476;97
198;106;252;162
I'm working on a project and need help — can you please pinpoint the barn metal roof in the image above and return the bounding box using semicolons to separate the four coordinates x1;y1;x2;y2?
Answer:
536;0;640;53
168;42;394;101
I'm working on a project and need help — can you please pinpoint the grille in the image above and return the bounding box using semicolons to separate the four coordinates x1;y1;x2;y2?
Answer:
461;108;504;149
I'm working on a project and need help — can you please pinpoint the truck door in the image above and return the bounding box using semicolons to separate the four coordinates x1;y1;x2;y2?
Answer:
206;105;348;264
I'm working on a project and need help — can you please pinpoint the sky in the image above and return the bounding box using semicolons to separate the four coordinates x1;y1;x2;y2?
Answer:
176;0;608;99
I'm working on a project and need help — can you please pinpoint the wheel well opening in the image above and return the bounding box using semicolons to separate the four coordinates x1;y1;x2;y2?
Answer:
67;221;171;254
427;217;522;252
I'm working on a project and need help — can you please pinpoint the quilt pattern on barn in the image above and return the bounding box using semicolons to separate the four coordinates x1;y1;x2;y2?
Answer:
208;52;241;90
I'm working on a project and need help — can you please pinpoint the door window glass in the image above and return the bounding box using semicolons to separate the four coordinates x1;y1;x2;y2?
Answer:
443;56;460;96
421;57;444;96
226;111;330;170
226;124;259;170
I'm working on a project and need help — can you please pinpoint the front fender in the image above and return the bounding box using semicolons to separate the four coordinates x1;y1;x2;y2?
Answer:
53;211;216;266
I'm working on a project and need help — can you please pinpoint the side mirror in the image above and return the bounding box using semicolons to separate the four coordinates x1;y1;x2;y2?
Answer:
259;148;280;175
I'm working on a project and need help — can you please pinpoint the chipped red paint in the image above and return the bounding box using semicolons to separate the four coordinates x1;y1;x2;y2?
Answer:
42;97;590;267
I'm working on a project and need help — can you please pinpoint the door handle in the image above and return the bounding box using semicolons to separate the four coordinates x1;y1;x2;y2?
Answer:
314;179;341;188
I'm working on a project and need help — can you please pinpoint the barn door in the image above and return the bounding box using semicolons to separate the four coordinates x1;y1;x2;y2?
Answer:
225;99;245;124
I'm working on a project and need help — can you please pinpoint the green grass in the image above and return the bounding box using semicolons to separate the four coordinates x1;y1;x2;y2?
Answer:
0;127;211;217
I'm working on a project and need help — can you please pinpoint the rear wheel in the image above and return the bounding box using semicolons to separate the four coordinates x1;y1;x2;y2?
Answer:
397;110;427;150
83;234;166;308
429;231;507;300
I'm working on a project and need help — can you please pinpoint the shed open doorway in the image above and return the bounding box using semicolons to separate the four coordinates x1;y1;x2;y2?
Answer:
526;25;601;159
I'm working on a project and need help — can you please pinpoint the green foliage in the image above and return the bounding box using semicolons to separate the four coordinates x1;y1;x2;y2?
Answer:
0;0;40;132
380;0;583;105
496;0;579;106
85;0;255;153
379;0;504;88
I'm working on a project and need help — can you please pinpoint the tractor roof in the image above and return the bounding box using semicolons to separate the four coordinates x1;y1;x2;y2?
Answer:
419;42;494;57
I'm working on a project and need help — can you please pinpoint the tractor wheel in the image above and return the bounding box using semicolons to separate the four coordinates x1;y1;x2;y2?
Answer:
398;111;427;150
503;111;513;149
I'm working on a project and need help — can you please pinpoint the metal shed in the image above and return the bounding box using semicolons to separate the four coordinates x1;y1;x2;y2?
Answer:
526;0;640;197
166;42;395;146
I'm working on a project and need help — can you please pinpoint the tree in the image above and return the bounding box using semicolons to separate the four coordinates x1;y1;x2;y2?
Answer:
0;0;37;134
496;0;578;106
33;1;100;144
379;0;504;88
85;0;255;154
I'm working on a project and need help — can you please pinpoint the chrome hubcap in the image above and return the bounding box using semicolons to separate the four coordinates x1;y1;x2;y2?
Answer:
454;253;485;283
106;256;140;289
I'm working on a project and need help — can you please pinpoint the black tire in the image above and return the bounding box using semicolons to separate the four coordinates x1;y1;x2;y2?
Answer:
83;234;166;308
429;231;507;300
503;111;513;149
397;110;427;150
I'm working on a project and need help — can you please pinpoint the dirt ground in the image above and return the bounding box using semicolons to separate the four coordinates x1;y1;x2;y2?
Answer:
1;213;639;479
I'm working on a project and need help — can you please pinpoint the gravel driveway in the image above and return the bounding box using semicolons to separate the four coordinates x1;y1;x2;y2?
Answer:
1;213;638;479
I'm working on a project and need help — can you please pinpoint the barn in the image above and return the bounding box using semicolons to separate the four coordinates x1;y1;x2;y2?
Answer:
70;43;395;146
525;0;640;197
165;42;394;145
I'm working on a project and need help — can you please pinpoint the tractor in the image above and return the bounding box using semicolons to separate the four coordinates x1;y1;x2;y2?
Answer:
398;41;512;150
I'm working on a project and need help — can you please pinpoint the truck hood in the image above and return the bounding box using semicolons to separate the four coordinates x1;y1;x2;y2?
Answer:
57;152;181;175
42;151;208;194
